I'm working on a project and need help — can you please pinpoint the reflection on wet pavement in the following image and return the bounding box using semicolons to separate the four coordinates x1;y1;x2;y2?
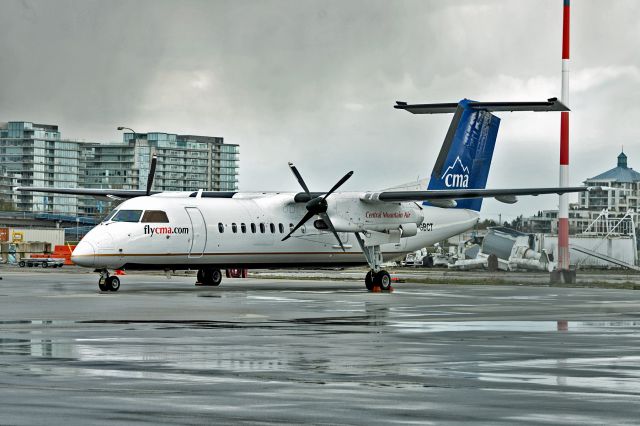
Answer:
1;273;640;424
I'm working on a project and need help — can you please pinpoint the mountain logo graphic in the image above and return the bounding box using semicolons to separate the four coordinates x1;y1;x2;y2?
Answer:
441;156;470;188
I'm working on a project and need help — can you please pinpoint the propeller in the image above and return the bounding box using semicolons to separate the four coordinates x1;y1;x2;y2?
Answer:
282;162;353;251
146;153;157;196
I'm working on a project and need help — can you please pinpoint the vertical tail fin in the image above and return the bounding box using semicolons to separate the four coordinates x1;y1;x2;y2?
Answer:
426;99;500;211
395;97;568;211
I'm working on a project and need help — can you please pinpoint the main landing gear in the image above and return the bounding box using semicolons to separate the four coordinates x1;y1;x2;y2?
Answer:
98;270;120;292
355;233;393;293
196;267;223;286
364;270;392;292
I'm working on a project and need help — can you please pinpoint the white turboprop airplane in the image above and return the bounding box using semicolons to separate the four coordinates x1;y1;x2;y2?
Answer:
17;98;595;292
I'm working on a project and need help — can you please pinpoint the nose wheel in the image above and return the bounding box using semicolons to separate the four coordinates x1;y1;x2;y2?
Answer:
98;273;120;292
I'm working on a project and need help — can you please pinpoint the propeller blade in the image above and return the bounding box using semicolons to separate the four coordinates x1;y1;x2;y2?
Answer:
323;171;353;200
320;213;345;252
288;162;310;196
282;210;315;241
146;153;157;196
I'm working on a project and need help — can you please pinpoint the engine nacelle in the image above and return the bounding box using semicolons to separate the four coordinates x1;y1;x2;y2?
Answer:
399;223;418;238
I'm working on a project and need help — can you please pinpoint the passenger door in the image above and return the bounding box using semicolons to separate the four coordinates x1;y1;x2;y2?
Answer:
185;207;206;258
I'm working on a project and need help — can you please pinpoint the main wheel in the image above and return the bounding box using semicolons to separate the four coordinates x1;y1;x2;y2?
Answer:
18;261;25;267
210;269;222;286
98;277;108;291
42;262;48;268
364;271;374;291
106;276;120;291
200;268;223;286
374;270;391;291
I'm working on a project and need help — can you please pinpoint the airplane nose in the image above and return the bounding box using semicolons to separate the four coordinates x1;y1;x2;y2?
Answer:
71;241;95;267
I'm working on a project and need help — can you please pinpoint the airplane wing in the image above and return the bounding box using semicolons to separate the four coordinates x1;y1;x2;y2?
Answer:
360;186;596;206
14;186;240;199
14;187;156;199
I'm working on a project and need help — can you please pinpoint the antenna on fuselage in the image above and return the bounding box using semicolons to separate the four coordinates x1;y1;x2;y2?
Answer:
146;153;157;196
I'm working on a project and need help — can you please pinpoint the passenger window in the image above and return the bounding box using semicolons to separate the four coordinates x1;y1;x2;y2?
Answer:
289;223;294;230
232;223;237;233
218;223;224;233
259;223;265;233
111;210;143;223
269;223;275;233
278;223;284;233
251;223;256;233
241;223;247;233
141;210;169;223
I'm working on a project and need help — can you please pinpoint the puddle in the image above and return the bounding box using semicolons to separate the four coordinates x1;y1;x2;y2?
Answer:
389;320;640;333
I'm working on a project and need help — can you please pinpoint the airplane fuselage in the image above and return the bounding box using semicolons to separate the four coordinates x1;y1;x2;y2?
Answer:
71;193;480;270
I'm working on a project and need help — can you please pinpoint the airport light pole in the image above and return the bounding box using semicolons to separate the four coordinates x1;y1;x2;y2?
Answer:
117;126;137;139
554;0;573;283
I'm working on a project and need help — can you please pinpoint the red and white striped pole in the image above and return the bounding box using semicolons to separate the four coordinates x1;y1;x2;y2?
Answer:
557;0;571;271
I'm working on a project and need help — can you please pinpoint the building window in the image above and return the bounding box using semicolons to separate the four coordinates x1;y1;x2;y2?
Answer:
218;223;224;233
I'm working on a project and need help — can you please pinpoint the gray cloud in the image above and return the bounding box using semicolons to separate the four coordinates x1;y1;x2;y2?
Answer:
1;0;639;220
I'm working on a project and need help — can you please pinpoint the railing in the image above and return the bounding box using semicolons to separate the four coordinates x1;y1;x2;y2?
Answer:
580;209;637;236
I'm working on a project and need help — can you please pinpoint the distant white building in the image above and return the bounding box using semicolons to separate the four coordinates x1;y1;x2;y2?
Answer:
523;152;640;234
580;151;640;212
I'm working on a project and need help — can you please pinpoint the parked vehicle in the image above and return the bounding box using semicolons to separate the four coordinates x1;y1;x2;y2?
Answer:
403;248;435;268
18;258;65;268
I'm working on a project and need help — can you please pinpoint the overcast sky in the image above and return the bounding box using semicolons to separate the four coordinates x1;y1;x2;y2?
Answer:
2;0;639;220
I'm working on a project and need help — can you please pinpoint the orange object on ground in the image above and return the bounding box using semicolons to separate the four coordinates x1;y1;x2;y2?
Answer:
54;245;76;265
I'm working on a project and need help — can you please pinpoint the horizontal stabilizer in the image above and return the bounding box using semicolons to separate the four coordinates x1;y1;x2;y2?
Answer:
394;98;569;114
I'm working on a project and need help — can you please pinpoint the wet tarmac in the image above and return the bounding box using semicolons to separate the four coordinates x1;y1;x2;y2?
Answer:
1;271;640;424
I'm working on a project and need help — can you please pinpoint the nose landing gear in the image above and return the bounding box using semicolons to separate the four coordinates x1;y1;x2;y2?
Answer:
98;270;120;292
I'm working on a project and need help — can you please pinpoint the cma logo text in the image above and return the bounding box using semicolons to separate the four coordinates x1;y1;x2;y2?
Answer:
441;156;469;188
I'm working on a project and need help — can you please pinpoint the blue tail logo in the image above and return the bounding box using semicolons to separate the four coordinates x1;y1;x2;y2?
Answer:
426;99;500;211
441;156;470;188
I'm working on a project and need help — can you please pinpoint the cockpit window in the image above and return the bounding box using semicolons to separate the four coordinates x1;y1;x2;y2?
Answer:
102;210;118;222
141;210;169;223
111;210;143;223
